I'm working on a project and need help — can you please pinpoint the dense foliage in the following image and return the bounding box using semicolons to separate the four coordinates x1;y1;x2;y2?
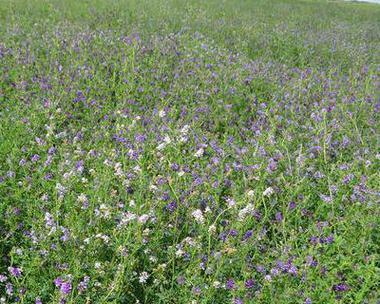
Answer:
0;0;379;303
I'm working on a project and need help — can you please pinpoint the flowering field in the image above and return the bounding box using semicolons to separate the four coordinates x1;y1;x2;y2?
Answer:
0;0;379;303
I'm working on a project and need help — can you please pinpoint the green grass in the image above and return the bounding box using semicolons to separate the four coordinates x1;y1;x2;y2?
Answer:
0;0;379;303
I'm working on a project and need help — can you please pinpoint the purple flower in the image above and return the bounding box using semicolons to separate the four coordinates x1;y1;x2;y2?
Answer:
267;158;278;173
6;282;13;295
320;194;332;203
8;266;22;277
192;286;201;296
226;278;235;290
48;146;56;155
288;201;297;210
170;163;180;171
54;277;63;287
305;298;312;304
75;160;84;173
60;281;72;295
77;276;90;293
0;274;7;282
275;212;283;222
288;265;298;276
245;279;255;289
135;134;146;143
176;276;185;285
166;201;177;213
31;154;40;162
233;298;244;304
242;230;253;241
35;298;42;304
332;283;349;292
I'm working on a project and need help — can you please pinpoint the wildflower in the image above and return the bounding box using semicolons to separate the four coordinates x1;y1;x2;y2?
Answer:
226;278;235;290
275;212;283;222
158;109;166;118
332;283;349;292
194;148;204;158
192;209;205;224
264;275;272;282
138;214;149;224
5;283;13;295
60;281;72;295
233;298;244;304
8;266;22;278
246;190;255;198
176;276;185;285
77;276;90;293
226;197;236;207
242;230;253;241
245;279;254;289
139;272;149;284
320;194;332;203
263;187;274;197
192;286;201;296
208;224;216;234
31;154;40;162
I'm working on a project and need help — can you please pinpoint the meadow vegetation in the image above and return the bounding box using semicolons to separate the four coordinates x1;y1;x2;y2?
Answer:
0;0;379;303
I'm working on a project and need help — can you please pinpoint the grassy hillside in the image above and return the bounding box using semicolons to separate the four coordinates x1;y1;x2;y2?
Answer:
0;0;379;303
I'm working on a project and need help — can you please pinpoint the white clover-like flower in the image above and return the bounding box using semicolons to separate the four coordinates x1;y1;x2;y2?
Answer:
208;224;216;234
263;187;274;197
156;142;167;151
180;124;190;135
77;193;87;203
226;197;236;207
238;203;254;221
246;190;255;198
159;109;166;118
138;214;149;224
191;209;205;224
139;271;149;284
194;148;204;158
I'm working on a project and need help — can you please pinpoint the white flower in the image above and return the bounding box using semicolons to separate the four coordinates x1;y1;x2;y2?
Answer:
149;256;158;263
159;110;166;118
238;203;254;221
119;212;137;227
180;125;190;135
156;142;167;150
163;135;171;143
208;225;216;234
191;209;205;224
175;249;184;257
139;272;149;284
194;148;204;158
138;214;149;224
246;190;255;198
226;197;236;207
77;193;87;203
133;165;141;173
263;187;274;197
